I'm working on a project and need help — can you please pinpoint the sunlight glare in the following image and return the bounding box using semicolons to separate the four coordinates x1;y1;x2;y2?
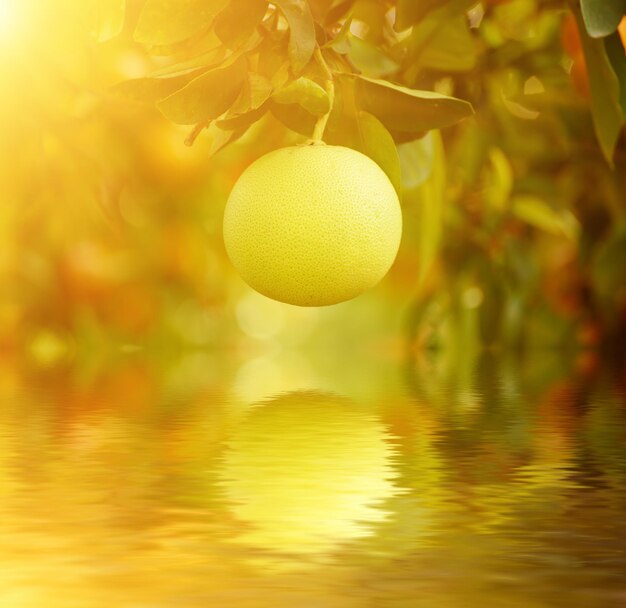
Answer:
0;0;22;45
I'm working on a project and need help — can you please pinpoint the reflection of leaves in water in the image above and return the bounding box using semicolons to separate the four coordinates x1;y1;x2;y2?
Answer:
219;390;399;559
388;350;624;548
0;356;626;604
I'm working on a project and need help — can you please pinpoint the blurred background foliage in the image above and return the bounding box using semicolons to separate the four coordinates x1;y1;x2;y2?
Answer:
0;0;625;380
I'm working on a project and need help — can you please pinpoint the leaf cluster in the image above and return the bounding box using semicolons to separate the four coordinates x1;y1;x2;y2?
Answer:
116;0;476;189
575;0;626;164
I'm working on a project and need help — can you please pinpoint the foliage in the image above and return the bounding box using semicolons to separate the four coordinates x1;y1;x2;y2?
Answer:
119;0;475;167
0;0;625;358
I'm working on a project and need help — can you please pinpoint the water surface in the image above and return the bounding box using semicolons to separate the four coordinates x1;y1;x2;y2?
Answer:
0;352;624;607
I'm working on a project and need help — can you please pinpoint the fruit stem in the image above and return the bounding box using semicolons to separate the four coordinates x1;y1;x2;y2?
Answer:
311;47;335;143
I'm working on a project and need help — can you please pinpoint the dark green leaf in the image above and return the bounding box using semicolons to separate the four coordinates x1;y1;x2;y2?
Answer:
217;102;269;130
325;0;353;25
353;112;402;198
416;16;477;72
273;77;330;115
605;32;626;116
269;101;316;135
576;10;624;165
395;0;442;31
580;0;625;38
328;110;402;196
134;0;229;46
239;74;274;110
400;0;478;71
308;0;335;22
273;0;316;72
592;224;626;308
257;36;291;88
326;15;352;53
347;35;399;78
347;74;474;133
389;129;428;144
218;73;273;130
319;79;402;196
157;57;247;124
215;0;268;48
352;0;386;42
206;122;248;156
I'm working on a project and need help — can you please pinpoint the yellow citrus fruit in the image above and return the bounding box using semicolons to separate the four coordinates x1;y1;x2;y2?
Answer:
223;144;402;306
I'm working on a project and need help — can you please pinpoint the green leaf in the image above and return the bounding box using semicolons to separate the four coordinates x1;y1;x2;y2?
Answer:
511;196;580;240
322;79;402;197
323;110;401;196
352;0;386;42
217;73;273;130
273;0;316;72
206;122;247;156
273;77;330;115
157;57;247;124
325;0;353;25
111;73;198;104
414;131;446;286
149;47;226;78
580;0;625;38
271;69;347;137
215;0;268;48
308;0;335;22
327;15;352;53
89;0;126;42
354;112;402;198
416;16;477;73
591;223;626;309
397;133;435;190
269;101;317;135
484;148;513;212
575;9;624;165
347;75;474;133
256;35;291;88
395;0;443;31
400;0;478;71
605;32;626;116
388;130;428;144
134;0;229;46
237;74;273;111
347;35;399;78
217;102;269;131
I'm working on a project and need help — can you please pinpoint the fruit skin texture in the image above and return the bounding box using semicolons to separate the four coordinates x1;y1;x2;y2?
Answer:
223;144;402;306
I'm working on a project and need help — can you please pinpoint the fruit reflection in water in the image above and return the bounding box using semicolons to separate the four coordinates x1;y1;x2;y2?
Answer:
220;391;398;558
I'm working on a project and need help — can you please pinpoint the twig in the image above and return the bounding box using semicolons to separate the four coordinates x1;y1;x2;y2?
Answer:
185;121;208;146
311;47;336;142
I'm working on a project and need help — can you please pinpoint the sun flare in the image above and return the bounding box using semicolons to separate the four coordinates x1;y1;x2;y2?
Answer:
0;0;22;44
